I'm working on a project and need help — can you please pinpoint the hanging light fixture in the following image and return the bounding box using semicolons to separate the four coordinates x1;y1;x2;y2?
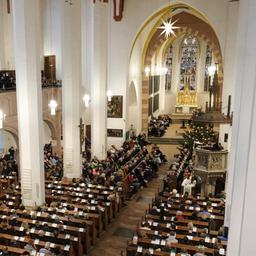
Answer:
0;110;6;129
158;1;179;39
207;65;217;77
107;90;113;102
49;99;58;115
159;17;179;39
83;94;90;108
144;66;151;76
162;67;168;75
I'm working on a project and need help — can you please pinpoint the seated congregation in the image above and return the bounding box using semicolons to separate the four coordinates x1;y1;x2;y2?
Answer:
0;70;61;92
126;151;227;256
148;115;172;137
0;135;168;255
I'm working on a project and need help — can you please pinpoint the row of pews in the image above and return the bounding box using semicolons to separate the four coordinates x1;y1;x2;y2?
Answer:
0;145;160;255
126;190;227;256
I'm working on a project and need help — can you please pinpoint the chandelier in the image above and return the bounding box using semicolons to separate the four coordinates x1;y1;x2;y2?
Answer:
83;94;90;108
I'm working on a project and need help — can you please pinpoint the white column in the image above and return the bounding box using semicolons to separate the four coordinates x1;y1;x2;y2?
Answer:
62;0;82;178
81;0;92;127
222;2;239;114
226;1;256;255
86;1;108;159
12;0;45;206
197;39;207;94
0;1;5;70
197;40;208;111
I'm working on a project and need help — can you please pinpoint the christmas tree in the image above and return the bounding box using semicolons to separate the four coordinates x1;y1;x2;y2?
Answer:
178;124;216;152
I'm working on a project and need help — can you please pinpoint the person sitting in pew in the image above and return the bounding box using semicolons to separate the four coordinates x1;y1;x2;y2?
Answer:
0;247;10;256
52;246;62;256
193;246;207;256
176;210;184;220
166;231;178;247
198;207;211;220
180;249;191;256
199;228;209;239
39;242;52;255
187;222;197;236
24;239;36;254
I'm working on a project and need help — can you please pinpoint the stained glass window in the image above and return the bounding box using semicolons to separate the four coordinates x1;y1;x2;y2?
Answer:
179;35;199;91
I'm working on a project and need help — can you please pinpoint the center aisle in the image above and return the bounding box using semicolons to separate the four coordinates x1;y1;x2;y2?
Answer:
89;163;170;256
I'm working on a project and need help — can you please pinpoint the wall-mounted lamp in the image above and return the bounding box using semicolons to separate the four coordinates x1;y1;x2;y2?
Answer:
107;90;113;102
156;66;162;75
162;67;168;75
145;66;168;76
207;65;217;77
144;66;150;76
0;110;6;129
48;99;58;115
83;94;90;108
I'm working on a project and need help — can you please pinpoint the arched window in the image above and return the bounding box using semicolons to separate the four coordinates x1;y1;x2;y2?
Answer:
179;35;199;91
204;45;213;91
165;45;173;91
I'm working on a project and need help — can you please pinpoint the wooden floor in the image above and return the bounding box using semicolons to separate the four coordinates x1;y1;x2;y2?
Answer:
148;123;188;160
162;123;184;139
88;163;170;256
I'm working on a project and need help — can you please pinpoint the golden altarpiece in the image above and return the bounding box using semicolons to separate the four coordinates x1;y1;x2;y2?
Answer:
175;74;198;114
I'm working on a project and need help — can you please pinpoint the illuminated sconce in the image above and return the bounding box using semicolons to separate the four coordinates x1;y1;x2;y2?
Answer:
0;110;6;129
144;66;151;76
48;99;58;115
107;90;113;102
156;66;162;75
162;67;168;75
83;94;90;108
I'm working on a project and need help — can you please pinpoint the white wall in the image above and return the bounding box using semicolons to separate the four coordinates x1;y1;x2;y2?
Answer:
42;0;62;79
0;0;14;69
219;124;232;150
222;2;239;115
128;14;160;134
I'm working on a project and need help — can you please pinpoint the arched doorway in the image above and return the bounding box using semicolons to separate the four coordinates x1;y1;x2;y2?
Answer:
43;121;53;145
0;129;18;154
43;119;61;155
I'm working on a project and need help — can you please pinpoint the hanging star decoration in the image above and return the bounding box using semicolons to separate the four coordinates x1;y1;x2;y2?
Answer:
159;18;179;39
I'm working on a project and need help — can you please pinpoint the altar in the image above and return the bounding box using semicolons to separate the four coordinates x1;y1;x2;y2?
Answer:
194;148;228;196
174;74;198;114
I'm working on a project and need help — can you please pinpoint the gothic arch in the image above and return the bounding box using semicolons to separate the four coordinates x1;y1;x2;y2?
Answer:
140;11;223;132
43;118;57;140
2;126;19;148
